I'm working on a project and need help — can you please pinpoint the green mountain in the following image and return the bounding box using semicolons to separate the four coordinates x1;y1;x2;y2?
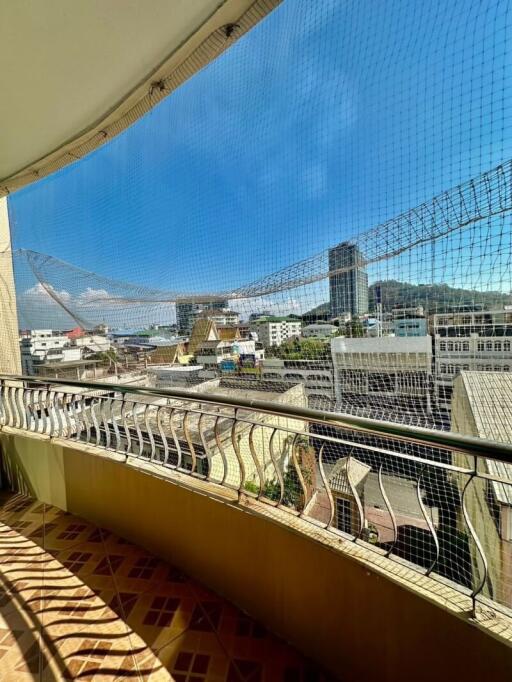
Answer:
302;281;512;320
368;281;512;313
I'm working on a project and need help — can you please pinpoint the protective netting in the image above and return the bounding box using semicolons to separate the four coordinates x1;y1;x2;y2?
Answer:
3;0;512;619
7;0;512;429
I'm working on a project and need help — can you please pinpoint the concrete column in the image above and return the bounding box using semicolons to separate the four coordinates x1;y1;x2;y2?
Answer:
0;198;22;375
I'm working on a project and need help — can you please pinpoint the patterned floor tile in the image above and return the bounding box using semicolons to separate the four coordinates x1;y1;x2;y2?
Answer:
0;492;327;681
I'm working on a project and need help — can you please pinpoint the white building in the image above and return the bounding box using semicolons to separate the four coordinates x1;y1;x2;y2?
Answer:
74;334;112;353
432;310;512;410
195;341;234;367
232;339;265;363
302;324;338;339
20;330;81;375
207;309;240;327
331;335;432;412
249;317;301;347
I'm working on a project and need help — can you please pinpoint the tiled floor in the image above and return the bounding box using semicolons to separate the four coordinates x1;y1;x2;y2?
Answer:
0;491;331;681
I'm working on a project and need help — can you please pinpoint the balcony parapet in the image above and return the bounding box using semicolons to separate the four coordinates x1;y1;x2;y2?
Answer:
1;373;512;622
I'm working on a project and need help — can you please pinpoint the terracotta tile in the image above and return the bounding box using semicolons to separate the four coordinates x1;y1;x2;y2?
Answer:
156;629;232;681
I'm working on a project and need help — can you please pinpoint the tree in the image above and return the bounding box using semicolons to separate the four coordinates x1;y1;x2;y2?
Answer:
345;316;364;338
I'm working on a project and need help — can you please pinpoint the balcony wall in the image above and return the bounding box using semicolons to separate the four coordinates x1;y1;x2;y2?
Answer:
0;427;511;682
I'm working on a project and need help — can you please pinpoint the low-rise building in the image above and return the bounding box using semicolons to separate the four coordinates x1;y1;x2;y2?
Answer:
393;318;427;337
261;358;334;405
195;340;235;367
250;316;302;347
302;324;338;339
432;309;512;410
331;335;433;419
74;334;112;354
20;329;82;375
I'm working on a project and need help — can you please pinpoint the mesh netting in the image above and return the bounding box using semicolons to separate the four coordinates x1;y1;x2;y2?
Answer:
7;0;512;427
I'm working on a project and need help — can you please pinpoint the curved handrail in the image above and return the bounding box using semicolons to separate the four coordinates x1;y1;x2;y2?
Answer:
2;373;512;464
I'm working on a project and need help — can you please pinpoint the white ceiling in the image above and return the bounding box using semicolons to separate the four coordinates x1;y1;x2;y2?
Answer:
0;0;275;192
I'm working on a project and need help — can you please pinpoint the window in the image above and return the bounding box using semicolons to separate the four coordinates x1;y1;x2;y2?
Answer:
486;341;493;351
462;342;469;351
440;364;447;374
336;498;352;535
463;364;470;370
504;341;511;352
447;342;453;351
440;342;446;351
504;366;510;372
494;366;501;371
494;341;501;352
477;341;484;352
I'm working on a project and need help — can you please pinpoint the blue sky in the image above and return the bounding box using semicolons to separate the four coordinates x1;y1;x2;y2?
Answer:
8;0;512;327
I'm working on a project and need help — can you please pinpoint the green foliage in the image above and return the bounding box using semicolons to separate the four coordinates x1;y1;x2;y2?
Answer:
243;480;260;494
94;348;120;365
267;337;330;360
243;468;305;509
344;316;364;338
262;468;303;508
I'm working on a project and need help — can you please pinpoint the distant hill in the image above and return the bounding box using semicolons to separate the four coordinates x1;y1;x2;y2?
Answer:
302;281;512;320
368;281;512;313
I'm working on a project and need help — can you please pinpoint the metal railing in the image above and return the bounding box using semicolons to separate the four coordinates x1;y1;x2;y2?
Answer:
0;374;511;618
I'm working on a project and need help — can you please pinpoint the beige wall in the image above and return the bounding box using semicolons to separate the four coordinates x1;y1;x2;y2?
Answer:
0;429;511;682
0;198;21;375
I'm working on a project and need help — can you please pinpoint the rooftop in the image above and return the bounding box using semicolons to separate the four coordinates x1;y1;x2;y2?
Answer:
458;371;512;505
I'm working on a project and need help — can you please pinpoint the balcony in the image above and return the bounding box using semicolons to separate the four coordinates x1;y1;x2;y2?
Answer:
0;375;511;681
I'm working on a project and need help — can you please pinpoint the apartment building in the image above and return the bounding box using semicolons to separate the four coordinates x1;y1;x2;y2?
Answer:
20;329;81;375
175;299;228;334
328;242;368;318
432;310;512;409
250;316;301;346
